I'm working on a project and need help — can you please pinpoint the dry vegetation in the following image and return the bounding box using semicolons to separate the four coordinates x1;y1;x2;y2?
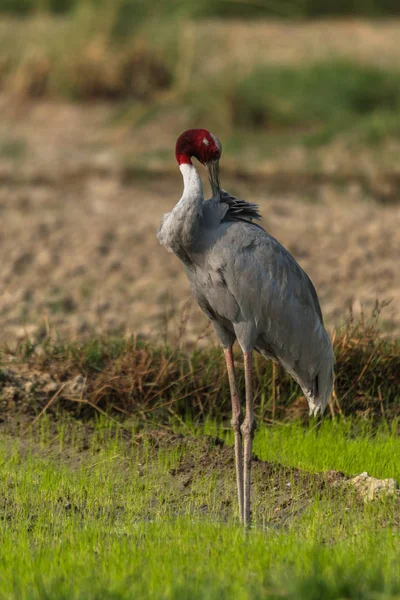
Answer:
0;312;398;424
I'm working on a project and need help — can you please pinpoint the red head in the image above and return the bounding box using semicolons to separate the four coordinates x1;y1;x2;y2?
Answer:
175;129;222;166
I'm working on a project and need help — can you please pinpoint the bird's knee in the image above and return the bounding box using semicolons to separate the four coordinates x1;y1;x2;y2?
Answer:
241;418;256;439
231;409;243;434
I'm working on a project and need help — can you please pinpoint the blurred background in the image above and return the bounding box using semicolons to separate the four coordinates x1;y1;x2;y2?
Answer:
1;0;399;347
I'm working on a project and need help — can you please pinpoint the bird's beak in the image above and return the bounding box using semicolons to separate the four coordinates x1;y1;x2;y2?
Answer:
207;160;221;198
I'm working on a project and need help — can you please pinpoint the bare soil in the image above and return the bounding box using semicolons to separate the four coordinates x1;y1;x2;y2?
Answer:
151;432;348;525
1;96;399;346
0;419;349;526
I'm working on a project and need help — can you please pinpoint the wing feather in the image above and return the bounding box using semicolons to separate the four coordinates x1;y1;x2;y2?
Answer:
203;220;334;413
219;189;261;223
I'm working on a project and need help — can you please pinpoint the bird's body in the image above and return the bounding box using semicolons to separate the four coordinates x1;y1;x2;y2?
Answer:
158;163;334;415
158;130;334;526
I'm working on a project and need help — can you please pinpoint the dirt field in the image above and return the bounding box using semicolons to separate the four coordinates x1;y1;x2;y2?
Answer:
0;95;399;346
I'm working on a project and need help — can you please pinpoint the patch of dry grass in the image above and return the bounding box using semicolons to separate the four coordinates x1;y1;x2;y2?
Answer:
0;11;174;101
1;311;399;425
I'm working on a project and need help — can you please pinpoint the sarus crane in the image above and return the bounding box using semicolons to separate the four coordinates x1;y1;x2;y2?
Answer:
157;129;334;526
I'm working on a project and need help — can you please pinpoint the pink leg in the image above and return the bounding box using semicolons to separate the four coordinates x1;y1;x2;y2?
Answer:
241;350;255;527
224;346;244;523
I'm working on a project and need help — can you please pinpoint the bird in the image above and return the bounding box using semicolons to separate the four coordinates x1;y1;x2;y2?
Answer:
157;128;334;527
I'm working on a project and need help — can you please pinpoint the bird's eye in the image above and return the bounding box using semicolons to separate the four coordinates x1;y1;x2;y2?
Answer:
202;138;210;146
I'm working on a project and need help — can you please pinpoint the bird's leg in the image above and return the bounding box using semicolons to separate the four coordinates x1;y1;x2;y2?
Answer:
241;350;255;527
224;346;244;524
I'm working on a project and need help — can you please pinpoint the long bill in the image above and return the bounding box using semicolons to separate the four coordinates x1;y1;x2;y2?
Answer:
207;160;221;198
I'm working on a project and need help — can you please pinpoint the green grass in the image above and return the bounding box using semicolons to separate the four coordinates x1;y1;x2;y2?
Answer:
1;519;399;599
1;326;399;596
188;60;400;145
199;419;400;480
0;419;399;599
0;137;26;160
256;420;400;480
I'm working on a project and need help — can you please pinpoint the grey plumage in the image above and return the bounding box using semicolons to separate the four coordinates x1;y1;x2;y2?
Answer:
158;161;334;416
219;189;262;223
